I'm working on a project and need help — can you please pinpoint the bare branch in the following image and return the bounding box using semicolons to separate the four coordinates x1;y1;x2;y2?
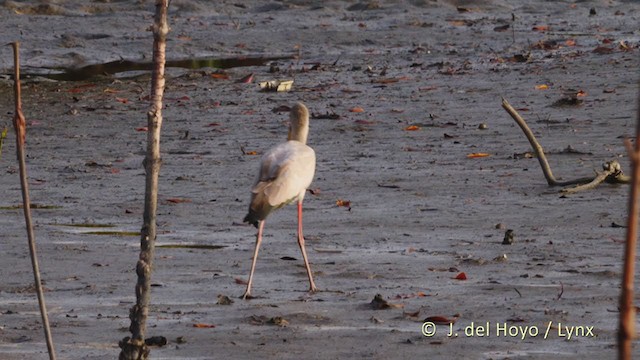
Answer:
10;41;57;360
119;1;169;359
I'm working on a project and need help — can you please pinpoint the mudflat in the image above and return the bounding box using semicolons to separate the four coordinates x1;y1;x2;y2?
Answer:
0;1;638;359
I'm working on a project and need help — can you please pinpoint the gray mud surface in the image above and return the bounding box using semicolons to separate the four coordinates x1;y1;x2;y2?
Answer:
0;1;639;359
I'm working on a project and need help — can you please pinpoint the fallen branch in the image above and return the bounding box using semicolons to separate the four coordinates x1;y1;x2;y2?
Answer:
502;97;630;192
10;42;57;360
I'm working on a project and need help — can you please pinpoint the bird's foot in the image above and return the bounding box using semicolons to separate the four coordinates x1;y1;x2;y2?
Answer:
309;285;319;294
241;292;254;300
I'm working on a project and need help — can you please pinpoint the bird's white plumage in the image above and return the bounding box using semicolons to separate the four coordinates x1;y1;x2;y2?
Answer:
252;140;316;208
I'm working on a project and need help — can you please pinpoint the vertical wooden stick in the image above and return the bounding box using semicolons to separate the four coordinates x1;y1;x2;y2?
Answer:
118;1;169;359
10;41;57;360
619;86;640;360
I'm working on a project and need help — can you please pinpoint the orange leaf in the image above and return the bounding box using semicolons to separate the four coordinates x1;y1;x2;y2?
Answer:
211;72;230;80
576;90;587;97
565;39;576;47
115;97;129;104
336;199;351;208
454;272;467;280
532;25;549;32
245;151;258;155
467;153;490;158
135;127;148;132
535;84;549;90
405;125;420;131
349;106;365;113
193;323;216;328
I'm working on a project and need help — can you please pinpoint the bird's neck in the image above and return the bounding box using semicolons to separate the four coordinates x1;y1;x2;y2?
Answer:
288;127;308;144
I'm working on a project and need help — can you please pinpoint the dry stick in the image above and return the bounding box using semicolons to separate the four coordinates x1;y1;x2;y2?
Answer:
502;97;607;187
562;160;631;194
619;87;640;360
118;1;169;359
10;42;57;360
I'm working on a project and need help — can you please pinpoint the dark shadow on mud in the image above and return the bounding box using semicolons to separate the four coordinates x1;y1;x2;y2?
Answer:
15;55;293;81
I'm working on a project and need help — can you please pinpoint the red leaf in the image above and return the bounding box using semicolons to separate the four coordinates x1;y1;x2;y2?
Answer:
454;272;467;280
237;73;254;84
115;97;129;104
193;323;216;328
135;127;148;132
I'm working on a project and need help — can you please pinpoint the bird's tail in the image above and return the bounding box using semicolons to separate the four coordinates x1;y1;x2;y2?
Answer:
243;211;260;228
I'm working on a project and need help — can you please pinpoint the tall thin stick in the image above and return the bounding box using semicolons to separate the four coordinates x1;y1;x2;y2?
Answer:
619;86;640;360
10;42;57;360
118;1;169;359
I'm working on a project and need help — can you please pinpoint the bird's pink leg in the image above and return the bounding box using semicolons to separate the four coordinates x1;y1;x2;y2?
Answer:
297;201;318;293
242;220;265;299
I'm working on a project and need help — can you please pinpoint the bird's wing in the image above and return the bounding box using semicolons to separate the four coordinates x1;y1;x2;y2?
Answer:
252;141;315;207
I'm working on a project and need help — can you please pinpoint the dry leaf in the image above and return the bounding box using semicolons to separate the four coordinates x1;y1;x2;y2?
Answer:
405;125;420;131
245;151;258;155
166;198;191;204
593;46;614;54
135;127;148;132
211;72;229;80
424;314;460;325
115;97;129;104
454;272;467;280
336;199;351;208
193;323;216;328
237;73;254;83
535;84;549;90
532;25;549;32
349;107;365;113
466;153;490;158
235;278;248;285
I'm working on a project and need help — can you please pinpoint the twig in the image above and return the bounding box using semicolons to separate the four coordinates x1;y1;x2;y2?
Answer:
502;98;629;191
619;82;640;360
556;281;564;300
118;1;169;359
9;42;57;360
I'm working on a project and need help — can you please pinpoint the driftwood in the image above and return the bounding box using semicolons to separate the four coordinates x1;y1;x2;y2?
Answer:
118;1;169;359
501;98;630;193
10;42;57;360
619;89;640;360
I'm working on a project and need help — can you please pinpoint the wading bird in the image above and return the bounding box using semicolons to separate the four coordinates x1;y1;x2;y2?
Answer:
242;102;317;299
